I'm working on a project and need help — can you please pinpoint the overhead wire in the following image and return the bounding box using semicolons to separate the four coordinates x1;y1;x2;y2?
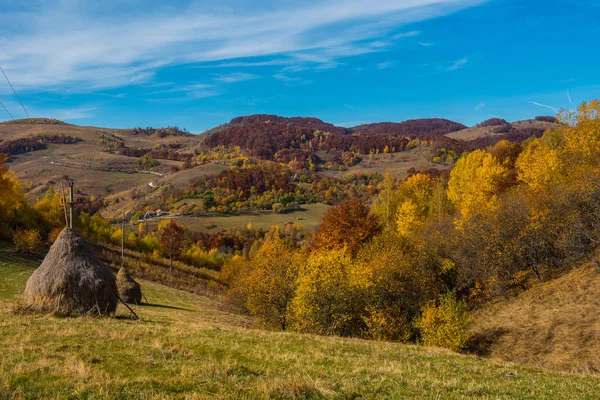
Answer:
0;64;40;134
0;99;28;135
0;65;71;188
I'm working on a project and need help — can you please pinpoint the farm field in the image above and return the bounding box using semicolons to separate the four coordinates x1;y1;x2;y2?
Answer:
145;203;331;233
1;245;600;399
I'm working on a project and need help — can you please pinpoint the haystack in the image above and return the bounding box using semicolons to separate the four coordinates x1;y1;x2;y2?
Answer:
117;267;143;304
24;228;118;315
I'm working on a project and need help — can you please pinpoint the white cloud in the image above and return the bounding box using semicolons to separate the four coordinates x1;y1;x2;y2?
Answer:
567;90;573;104
273;73;311;86
445;57;468;71
393;30;421;39
419;42;434;46
0;0;487;93
475;101;485;111
377;61;395;69
213;72;257;83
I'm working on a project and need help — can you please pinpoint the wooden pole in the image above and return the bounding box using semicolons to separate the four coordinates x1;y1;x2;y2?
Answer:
121;215;125;268
60;180;68;228
68;180;74;229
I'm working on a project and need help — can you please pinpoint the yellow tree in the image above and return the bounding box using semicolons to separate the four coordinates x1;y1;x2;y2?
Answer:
34;187;65;229
291;248;366;336
0;154;30;239
371;169;401;229
395;173;436;236
516;137;563;192
242;235;301;330
447;150;508;229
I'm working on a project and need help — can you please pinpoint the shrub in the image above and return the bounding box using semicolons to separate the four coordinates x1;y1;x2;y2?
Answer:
272;203;284;213
535;116;557;123
12;228;42;255
417;292;471;351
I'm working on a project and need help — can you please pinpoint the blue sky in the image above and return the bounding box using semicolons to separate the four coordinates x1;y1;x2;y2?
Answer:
0;0;598;132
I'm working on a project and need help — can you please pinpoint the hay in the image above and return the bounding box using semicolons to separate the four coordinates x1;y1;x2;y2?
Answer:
117;267;143;305
24;228;117;315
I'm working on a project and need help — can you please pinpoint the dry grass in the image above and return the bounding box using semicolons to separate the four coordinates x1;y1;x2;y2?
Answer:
1;243;600;398
320;146;441;180
446;119;558;141
468;263;600;372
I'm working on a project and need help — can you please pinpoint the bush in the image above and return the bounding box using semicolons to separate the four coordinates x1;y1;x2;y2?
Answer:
12;228;42;255
535;116;557;123
272;203;284;213
417;292;471;351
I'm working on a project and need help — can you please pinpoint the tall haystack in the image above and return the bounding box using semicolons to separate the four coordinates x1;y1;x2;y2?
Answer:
24;228;118;315
117;267;142;304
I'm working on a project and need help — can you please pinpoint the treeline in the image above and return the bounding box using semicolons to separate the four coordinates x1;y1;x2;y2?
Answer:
160;163;383;214
0;133;81;156
0;118;66;125
132;126;190;137
351;118;466;136
222;100;600;351
115;143;195;162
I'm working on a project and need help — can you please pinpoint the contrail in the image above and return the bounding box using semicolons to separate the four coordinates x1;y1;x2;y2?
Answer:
528;101;559;113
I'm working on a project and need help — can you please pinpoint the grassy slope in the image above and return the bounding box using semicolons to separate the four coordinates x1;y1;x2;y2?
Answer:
445;120;558;141
1;245;600;399
469;263;600;373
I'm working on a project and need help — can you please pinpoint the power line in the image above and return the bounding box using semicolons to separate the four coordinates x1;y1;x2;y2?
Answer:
0;99;28;135
0;65;40;134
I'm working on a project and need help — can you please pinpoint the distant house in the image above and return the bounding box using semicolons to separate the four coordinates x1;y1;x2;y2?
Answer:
140;209;169;221
141;210;158;220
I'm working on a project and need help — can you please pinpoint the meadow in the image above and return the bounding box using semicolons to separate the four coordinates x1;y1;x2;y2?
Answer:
1;243;599;399
145;203;330;233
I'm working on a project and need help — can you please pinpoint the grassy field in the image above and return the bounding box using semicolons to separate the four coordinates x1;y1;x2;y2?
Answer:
147;203;330;233
1;244;600;399
469;263;600;373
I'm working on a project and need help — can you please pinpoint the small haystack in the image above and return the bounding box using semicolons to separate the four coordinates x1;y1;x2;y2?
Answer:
117;267;143;304
24;228;118;315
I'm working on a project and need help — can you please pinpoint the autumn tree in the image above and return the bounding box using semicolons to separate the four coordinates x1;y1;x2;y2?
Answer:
158;220;185;273
231;234;301;330
315;197;381;256
0;154;35;239
447;149;508;229
291;248;366;336
371;170;401;229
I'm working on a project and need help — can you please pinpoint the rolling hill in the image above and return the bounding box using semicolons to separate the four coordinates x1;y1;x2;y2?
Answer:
0;114;557;224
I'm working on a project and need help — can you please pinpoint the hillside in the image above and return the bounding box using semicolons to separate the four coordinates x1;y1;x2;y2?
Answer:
1;244;599;399
446;118;560;143
0;114;560;225
468;263;600;373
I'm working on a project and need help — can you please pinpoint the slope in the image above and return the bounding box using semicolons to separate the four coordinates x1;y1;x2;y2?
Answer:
1;244;599;399
468;263;600;373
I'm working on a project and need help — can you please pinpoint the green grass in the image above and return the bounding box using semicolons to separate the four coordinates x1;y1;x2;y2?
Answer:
1;245;600;399
149;203;330;233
